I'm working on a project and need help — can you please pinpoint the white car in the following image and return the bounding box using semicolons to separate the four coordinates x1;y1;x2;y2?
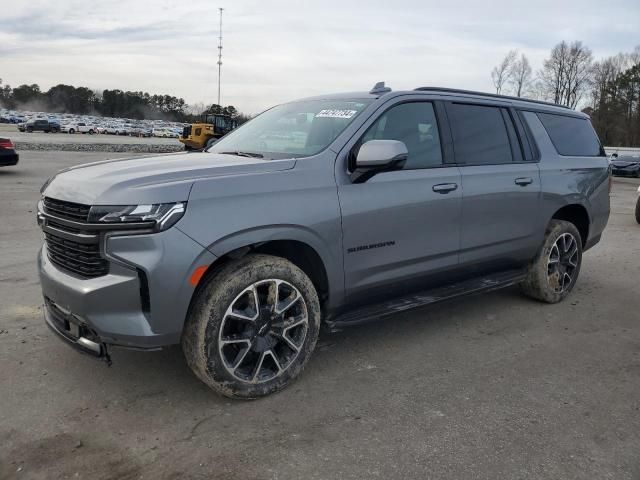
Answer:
106;124;127;135
63;122;97;134
153;128;179;138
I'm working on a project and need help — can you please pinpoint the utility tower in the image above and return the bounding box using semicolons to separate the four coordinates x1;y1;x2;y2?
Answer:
217;7;224;108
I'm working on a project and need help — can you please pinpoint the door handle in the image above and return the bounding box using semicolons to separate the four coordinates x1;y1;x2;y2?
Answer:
432;183;458;194
514;177;533;186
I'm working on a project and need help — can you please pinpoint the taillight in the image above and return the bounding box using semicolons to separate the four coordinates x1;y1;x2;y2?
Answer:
0;139;14;149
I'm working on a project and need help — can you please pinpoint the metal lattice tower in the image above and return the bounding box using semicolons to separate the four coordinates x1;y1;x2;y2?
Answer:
217;7;224;108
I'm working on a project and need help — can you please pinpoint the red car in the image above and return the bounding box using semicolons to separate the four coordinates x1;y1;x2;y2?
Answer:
0;138;19;167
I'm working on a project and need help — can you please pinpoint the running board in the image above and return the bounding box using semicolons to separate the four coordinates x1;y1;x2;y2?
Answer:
326;270;526;331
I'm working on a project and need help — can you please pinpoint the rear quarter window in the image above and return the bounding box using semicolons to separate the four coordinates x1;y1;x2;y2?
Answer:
536;112;604;157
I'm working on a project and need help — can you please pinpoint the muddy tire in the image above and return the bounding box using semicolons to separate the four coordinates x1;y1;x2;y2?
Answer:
635;196;640;224
182;254;321;399
520;220;583;303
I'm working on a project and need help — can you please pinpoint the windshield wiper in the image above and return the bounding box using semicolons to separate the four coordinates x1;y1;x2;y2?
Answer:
219;151;264;158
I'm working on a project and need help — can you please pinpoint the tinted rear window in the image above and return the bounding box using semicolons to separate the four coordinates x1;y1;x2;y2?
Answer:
537;113;603;157
448;103;513;165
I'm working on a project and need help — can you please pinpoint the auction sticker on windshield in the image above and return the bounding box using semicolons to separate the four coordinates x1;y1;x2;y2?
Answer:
315;109;358;119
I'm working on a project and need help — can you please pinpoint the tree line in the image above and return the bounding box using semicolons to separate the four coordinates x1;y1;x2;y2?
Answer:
491;43;640;147
0;80;250;124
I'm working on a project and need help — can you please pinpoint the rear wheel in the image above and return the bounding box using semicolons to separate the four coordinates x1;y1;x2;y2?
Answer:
88;129;94;135
635;196;640;224
521;220;582;303
69;128;75;134
182;254;321;399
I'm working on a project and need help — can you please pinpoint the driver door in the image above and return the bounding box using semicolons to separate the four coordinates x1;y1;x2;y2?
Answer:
337;101;462;306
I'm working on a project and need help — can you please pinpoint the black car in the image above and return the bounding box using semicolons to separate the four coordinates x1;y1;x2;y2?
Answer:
611;155;640;177
18;119;60;133
0;138;19;167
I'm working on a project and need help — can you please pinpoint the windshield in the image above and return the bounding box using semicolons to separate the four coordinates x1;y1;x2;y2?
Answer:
208;99;372;159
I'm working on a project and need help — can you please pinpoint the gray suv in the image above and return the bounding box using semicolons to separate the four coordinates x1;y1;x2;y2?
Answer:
37;83;610;398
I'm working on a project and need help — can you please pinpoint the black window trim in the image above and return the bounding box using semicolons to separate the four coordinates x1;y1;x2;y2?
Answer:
500;108;523;163
512;108;540;162
347;99;449;173
444;100;532;167
532;110;606;158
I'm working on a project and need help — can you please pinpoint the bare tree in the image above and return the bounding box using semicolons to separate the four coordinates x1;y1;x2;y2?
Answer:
539;41;593;108
591;54;627;110
187;102;207;116
491;50;517;94
510;53;532;97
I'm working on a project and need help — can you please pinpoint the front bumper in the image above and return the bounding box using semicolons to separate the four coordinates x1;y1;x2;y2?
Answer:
0;151;18;166
44;297;106;358
38;226;217;350
611;166;640;177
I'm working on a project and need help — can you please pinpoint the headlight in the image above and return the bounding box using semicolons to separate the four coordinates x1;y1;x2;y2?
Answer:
88;202;186;232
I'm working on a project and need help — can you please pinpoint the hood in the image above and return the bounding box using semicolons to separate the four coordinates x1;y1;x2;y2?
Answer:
43;151;296;205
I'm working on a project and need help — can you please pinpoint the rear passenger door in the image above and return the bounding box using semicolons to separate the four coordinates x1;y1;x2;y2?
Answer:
444;101;541;269
337;100;462;305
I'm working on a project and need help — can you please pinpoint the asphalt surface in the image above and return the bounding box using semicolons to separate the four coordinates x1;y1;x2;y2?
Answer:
0;124;178;146
1;151;639;480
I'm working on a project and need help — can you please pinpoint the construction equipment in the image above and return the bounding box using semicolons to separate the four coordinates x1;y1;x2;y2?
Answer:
179;8;236;151
179;114;237;150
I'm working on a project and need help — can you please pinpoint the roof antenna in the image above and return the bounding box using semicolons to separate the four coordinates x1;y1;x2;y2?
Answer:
370;81;392;94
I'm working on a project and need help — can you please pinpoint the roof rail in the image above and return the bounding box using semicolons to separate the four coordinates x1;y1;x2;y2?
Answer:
413;87;571;109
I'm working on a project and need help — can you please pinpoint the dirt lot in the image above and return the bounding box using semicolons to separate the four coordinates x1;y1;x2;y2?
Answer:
1;151;639;480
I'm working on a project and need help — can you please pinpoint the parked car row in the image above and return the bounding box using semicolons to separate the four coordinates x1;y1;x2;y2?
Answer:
1;107;186;138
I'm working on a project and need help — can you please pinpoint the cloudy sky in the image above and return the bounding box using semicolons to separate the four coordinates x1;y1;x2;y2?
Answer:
1;0;638;114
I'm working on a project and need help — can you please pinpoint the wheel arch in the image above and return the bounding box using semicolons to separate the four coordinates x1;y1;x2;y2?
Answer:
550;204;590;247
190;226;341;316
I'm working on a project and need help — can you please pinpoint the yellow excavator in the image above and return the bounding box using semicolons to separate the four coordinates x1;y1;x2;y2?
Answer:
179;114;237;150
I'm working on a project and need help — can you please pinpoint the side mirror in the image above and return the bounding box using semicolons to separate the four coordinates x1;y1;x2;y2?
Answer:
351;140;408;183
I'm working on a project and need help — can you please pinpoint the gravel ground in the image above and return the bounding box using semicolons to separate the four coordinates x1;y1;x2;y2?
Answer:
0;152;639;480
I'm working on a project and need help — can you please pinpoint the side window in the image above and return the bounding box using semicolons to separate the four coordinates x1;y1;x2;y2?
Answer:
447;103;513;165
360;102;443;169
536;112;604;157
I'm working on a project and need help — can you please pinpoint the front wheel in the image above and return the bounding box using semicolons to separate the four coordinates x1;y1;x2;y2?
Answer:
182;254;321;399
520;220;583;303
635;196;640;224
